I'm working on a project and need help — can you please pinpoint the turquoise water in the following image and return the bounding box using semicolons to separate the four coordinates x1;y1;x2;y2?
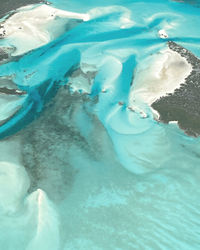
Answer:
0;0;200;249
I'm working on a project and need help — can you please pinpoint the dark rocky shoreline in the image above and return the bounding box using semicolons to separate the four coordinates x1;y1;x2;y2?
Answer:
152;41;200;137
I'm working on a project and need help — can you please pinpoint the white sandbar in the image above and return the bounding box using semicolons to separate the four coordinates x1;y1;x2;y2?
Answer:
129;48;192;107
0;4;89;55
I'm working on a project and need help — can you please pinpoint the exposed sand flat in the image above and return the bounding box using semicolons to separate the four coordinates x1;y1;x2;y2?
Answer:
0;4;89;55
130;48;192;107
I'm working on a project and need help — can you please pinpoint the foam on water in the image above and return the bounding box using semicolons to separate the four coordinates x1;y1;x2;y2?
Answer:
0;0;200;249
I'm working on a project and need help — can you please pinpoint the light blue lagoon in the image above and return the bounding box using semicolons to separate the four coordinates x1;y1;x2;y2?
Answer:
0;0;200;249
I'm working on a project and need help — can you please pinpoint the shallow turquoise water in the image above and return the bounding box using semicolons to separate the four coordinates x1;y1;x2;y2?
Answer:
0;0;200;249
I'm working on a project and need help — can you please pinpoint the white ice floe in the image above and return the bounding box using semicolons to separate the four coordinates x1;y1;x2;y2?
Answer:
129;48;192;107
0;4;89;55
